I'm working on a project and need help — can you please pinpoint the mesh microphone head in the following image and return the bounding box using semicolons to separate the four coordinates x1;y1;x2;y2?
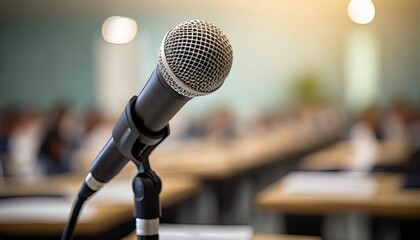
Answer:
158;20;233;98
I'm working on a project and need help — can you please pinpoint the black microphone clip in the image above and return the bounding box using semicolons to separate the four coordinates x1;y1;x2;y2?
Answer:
93;96;169;239
113;95;170;165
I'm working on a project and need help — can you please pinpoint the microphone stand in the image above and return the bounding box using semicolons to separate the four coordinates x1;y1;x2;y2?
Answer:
132;140;164;240
112;96;170;239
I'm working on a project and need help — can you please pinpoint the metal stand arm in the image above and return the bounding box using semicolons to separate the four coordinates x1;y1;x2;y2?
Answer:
131;129;167;240
133;167;161;239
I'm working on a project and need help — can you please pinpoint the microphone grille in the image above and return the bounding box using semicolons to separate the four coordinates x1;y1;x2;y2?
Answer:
158;20;233;98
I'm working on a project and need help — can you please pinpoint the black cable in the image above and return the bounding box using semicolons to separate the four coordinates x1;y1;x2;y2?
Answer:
61;196;85;240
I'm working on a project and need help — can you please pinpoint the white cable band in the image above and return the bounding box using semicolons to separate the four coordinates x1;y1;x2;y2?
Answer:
85;172;104;191
136;218;160;236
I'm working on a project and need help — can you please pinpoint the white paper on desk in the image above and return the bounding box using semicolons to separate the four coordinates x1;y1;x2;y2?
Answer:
159;224;253;240
0;197;96;223
89;180;133;204
282;172;377;198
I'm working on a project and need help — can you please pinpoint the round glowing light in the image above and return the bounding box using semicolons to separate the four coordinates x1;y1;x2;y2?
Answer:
102;16;138;44
347;0;376;25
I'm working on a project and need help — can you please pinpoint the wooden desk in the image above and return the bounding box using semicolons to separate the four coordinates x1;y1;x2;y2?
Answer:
256;173;420;218
145;123;341;225
299;140;410;171
0;173;200;237
151;123;340;180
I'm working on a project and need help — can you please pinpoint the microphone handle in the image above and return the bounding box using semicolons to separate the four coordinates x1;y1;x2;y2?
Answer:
88;66;189;185
89;138;128;183
134;66;190;133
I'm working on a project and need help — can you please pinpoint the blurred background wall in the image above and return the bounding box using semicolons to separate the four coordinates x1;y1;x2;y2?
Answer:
0;0;419;118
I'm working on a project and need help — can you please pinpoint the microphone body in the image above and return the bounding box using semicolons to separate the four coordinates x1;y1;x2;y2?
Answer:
134;67;191;133
83;19;233;193
88;67;190;185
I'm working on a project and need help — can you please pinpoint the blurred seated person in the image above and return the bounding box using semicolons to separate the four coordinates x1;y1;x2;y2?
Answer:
178;118;206;139
0;106;39;177
383;100;411;143
73;111;115;172
403;108;420;188
38;105;73;175
348;106;383;172
408;109;420;152
8;109;44;178
202;107;237;141
0;113;10;176
349;105;383;141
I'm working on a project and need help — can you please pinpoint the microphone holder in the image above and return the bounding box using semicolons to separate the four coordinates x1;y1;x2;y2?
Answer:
112;96;170;239
132;141;164;240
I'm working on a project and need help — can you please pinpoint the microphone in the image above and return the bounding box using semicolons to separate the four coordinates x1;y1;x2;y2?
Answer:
83;19;233;197
62;20;232;240
61;20;233;240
